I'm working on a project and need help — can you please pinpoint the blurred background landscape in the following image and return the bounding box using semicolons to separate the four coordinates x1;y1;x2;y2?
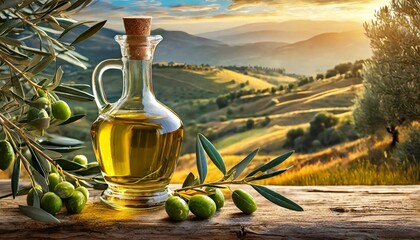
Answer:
43;0;418;185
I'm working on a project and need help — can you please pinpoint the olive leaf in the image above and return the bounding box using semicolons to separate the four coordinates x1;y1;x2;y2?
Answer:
198;133;226;175
59;20;95;39
40;134;84;146
248;166;293;181
247;150;294;177
42;145;85;153
54;85;94;100
32;188;41;208
58;114;86;125
46;66;63;91
227;148;259;180
55;159;86;171
196;137;207;183
71;165;100;176
182;172;197;188
30;167;49;192
28;147;49;177
19;205;61;224
251;185;303;211
54;91;94;101
11;157;21;199
71;20;107;45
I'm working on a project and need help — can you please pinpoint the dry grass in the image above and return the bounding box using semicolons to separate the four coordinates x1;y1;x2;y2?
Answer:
172;137;420;185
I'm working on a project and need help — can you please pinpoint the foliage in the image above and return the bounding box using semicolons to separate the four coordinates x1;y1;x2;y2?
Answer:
309;111;338;137
215;95;229;109
245;118;255;130
334;62;352;75
284;127;305;148
287;112;359;153
0;0;106;223
175;134;303;211
315;73;324;80
395;124;420;164
318;128;344;146
353;0;420;135
325;69;338;78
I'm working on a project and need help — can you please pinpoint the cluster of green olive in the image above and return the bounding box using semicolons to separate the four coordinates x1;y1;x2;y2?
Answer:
27;89;72;131
165;187;257;221
0;90;73;172
27;176;89;216
26;155;90;216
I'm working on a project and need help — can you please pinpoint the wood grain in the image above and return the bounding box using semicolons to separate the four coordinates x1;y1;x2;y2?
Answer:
0;181;419;239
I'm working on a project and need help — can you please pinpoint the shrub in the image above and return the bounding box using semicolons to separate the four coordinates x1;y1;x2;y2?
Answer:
318;128;344;146
219;115;227;122
245;119;255;130
316;73;324;80
325;69;339;78
395;125;420;164
312;140;323;150
284;128;305;147
309;112;338;137
216;96;229;109
294;136;312;153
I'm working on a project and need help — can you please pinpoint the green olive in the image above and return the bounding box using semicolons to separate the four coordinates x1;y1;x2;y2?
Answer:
75;186;89;201
165;196;189;221
73;155;88;165
54;181;74;199
26;186;43;206
33;97;51;112
232;189;257;214
0;140;15;171
52;100;71;121
65;190;86;214
48;173;60;192
27;108;50;130
205;187;225;210
41;192;62;215
188;195;216;219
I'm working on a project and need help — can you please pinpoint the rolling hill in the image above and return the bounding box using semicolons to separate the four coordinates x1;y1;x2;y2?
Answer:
198;20;363;44
68;22;370;75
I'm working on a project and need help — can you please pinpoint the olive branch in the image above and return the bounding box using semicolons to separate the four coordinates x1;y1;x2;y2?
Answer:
174;134;303;212
0;0;108;222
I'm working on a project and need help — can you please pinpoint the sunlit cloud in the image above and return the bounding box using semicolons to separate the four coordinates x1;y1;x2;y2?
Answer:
229;0;381;10
75;0;390;34
170;4;219;12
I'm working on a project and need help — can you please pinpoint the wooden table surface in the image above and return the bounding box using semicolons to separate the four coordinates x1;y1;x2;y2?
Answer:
0;181;419;239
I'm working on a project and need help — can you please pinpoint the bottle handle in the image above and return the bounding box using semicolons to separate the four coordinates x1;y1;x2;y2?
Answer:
92;59;123;112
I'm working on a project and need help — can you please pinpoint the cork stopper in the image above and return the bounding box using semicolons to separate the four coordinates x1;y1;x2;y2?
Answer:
122;16;152;60
123;16;151;36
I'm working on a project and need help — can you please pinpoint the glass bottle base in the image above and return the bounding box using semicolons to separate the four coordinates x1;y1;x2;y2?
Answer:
100;184;169;210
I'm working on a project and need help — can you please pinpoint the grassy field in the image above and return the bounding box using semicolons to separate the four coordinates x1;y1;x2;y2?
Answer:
171;137;419;185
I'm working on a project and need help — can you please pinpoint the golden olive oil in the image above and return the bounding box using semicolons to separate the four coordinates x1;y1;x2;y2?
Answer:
91;112;183;209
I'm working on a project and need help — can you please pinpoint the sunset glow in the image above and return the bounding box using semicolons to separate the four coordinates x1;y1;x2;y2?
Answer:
78;0;390;33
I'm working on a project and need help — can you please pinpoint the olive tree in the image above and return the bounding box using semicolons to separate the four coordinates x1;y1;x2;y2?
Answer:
353;0;420;146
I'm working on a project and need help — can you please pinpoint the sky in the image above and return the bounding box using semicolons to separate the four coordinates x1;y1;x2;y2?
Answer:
77;0;390;34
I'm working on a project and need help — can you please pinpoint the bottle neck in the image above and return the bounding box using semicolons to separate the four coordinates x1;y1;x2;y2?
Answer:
122;58;154;101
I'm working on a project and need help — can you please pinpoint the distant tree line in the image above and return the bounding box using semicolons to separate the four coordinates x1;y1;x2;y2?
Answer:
225;65;286;76
316;60;365;80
